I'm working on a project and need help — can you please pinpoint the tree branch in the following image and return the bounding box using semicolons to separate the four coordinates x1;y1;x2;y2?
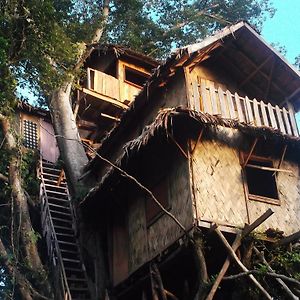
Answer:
223;270;300;287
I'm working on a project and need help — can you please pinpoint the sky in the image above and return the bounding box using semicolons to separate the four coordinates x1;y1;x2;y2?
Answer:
261;0;300;64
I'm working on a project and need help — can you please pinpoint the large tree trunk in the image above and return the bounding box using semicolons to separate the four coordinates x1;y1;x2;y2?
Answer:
49;79;89;196
0;114;52;299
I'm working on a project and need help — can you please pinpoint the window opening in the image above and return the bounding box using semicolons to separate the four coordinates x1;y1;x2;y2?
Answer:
244;157;279;202
23;119;38;149
146;176;170;225
124;67;149;87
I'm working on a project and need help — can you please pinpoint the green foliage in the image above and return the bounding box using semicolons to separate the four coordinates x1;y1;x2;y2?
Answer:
20;150;39;199
0;0;275;106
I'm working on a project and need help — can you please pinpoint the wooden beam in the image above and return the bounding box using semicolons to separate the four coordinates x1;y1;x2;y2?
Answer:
215;227;273;300
274;144;287;176
265;57;275;99
205;209;274;300
81;87;129;109
191;128;204;155
277;230;300;246
242;138;258;167
229;42;286;98
287;87;300;101
239;55;273;88
100;113;120;122
246;164;293;174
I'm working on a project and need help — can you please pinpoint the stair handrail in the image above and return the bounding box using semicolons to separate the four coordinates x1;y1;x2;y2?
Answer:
39;159;72;300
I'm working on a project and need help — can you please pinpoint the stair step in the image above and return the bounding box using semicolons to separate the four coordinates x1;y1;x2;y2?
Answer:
43;178;66;186
63;258;81;264
46;190;68;197
45;183;67;191
53;224;73;232
58;240;77;246
52;217;73;224
48;202;70;211
60;249;79;255
67;277;87;282
50;209;72;218
65;267;85;273
56;232;75;238
47;196;70;203
43;167;62;173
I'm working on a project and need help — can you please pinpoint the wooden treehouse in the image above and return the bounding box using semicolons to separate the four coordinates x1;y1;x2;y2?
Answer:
81;22;300;299
74;44;158;153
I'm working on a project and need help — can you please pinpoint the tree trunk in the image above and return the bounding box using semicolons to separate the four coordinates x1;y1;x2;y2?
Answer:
49;79;89;196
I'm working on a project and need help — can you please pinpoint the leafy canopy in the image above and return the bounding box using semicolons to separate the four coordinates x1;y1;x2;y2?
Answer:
0;0;276;106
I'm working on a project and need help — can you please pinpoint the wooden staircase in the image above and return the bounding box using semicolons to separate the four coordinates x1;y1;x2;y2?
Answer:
40;160;91;300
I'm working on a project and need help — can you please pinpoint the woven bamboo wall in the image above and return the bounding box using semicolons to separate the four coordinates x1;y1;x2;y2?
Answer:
127;154;193;275
191;128;300;235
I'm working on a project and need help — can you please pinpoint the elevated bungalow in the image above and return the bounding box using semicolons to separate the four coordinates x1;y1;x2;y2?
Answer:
81;21;300;299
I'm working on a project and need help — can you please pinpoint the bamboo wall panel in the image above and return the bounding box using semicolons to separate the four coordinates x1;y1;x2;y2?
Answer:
147;157;193;259
127;196;148;274
191;132;248;227
247;161;300;235
191;130;300;235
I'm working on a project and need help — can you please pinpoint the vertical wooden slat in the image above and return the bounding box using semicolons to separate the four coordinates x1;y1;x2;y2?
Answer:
218;87;228;118
192;80;201;112
282;107;292;135
267;103;278;129
209;81;218;115
226;90;236;119
245;96;254;124
235;93;245;122
287;103;299;137
260;101;269;126
87;68;91;89
252;99;261;126
275;105;286;134
200;79;211;114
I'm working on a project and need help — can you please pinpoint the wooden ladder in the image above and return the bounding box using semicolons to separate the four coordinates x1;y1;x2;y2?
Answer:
40;160;91;300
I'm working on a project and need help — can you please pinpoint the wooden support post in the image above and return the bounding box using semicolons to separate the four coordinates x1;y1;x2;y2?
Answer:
215;228;273;300
277;230;300;246
274;144;287;176
205;209;274;300
253;247;298;300
150;263;168;300
191;128;204;155
242;138;258;167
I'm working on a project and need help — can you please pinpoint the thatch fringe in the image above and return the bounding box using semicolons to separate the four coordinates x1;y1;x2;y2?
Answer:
82;107;300;203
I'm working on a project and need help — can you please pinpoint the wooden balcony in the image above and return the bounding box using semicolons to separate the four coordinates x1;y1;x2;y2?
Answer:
192;78;299;137
86;67;142;105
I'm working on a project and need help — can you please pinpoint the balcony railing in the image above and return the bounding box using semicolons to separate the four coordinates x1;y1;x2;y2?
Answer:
192;78;299;137
86;68;141;103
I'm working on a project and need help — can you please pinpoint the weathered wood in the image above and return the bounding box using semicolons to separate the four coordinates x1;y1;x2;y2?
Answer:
192;80;201;112
282;107;292;135
205;209;274;300
218;87;228;118
150;263;167;300
201;79;211;114
275;105;286;134
242;138;258;167
267;103;278;129
277;230;300;246
226;90;236;119
260;101;269;126
215;228;273;300
274;144;287;176
209;82;218;115
234;92;245;122
245;96;254;124
246;164;292;174
287;103;299;137
252;98;261;126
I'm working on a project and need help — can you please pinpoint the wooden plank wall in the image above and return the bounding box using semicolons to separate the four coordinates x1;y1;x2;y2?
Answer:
191;129;300;235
